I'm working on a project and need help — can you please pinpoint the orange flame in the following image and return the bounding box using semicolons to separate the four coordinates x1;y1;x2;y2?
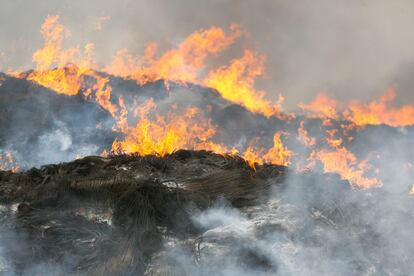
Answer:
297;121;316;147
32;15;76;71
111;99;220;156
345;88;414;127
107;25;242;84
104;26;282;117
295;122;381;188
27;15;91;95
204;50;282;117
299;93;339;119
315;147;382;189
25;16;118;116
6;14;408;191
243;132;292;169
301;89;414;127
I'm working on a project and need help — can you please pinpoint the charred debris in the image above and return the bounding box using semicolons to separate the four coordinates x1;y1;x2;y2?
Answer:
0;150;285;274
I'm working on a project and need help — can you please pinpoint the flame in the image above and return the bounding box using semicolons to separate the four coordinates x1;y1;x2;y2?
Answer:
24;16;118;117
299;93;339;119
28;64;88;96
29;16;283;119
297;121;316;147
204;50;282;117
301;89;414;127
107;25;242;84
105;26;282;117
344;88;414;127
111;99;220;156
315;147;381;189
5;14;410;192
295;122;381;188
32;15;76;71
27;15;90;95
318;130;382;189
94;16;110;31
0;151;20;173
410;185;414;196
243;132;292;169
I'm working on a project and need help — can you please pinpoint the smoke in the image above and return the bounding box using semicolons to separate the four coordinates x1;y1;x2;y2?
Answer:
2;0;414;108
141;122;414;276
150;167;414;275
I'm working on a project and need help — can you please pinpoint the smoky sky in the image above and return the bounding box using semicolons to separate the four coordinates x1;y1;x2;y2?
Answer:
1;0;414;109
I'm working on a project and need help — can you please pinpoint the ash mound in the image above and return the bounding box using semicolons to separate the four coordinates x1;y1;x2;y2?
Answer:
0;151;413;275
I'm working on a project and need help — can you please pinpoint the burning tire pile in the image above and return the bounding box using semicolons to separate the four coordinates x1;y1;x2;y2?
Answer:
1;10;414;276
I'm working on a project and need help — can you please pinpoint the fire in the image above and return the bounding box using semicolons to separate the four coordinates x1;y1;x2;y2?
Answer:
299;93;339;119
295;122;381;188
111;99;221;156
345;88;414;127
243;132;292;169
94;16;110;31
301;89;414;127
297;121;316;147
28;64;89;96
24;16;118;116
28;16;281;120
203;50;282;117
32;15;75;71
315;147;381;189
0;151;20;173
26;15;90;95
4;14;412;192
105;26;281;117
410;185;414;196
106;25;242;84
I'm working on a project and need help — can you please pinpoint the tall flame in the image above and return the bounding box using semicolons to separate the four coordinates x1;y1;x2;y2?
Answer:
204;50;282;117
105;25;281;117
26;16;118;116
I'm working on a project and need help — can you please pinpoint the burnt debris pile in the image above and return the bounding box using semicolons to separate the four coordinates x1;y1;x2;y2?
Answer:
0;150;285;275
